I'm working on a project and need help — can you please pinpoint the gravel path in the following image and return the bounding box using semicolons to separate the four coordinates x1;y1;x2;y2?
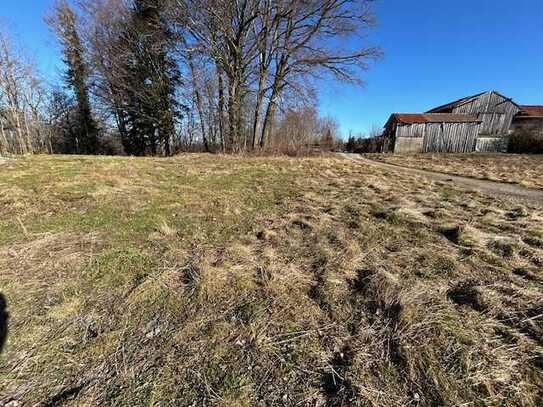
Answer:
341;153;543;207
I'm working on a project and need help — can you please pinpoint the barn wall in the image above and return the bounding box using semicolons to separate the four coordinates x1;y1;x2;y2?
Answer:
394;136;423;153
475;137;508;152
382;135;395;153
423;123;479;153
386;92;539;154
453;92;519;137
453;92;518;115
396;123;426;138
394;122;479;153
382;122;398;153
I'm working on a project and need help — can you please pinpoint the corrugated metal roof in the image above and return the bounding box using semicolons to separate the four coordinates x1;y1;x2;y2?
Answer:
519;105;543;117
391;113;481;124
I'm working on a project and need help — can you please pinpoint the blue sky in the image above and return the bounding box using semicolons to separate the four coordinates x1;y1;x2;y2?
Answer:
2;0;543;136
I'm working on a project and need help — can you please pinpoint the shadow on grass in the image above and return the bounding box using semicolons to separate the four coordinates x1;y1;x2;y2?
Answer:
0;293;8;353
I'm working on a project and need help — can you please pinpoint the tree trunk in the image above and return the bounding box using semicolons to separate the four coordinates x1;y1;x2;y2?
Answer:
23;113;33;153
217;66;226;153
227;80;238;152
251;68;267;150
0;117;7;154
260;85;280;148
188;51;209;152
14;109;26;154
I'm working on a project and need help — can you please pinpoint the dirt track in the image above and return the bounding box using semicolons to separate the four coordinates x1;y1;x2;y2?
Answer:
341;153;543;207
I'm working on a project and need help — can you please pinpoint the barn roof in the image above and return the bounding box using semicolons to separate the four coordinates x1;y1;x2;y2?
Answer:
388;113;481;125
518;105;543;117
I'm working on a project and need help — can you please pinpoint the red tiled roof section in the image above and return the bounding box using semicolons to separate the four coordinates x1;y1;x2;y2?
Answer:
519;105;543;117
392;113;481;124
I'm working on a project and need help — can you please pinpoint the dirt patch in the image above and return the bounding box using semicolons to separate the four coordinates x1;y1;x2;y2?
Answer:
366;153;543;190
346;154;543;206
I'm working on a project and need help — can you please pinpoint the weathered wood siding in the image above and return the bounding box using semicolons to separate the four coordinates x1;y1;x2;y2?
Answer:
453;92;520;137
394;122;479;153
394;136;423;153
395;123;426;139
475;137;508;152
381;123;397;153
423;123;479;153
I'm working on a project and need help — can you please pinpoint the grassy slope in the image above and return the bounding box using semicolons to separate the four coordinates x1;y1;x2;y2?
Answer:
0;154;542;406
367;153;543;190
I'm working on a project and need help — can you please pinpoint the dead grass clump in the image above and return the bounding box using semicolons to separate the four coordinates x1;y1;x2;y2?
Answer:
437;223;462;244
488;237;518;258
506;206;529;220
392;285;542;406
430;254;458;275
523;236;543;249
255;229;277;242
512;267;541;283
370;206;402;224
155;219;178;238
291;217;314;231
447;280;488;312
457;225;488;247
394;207;431;226
0;232;102;272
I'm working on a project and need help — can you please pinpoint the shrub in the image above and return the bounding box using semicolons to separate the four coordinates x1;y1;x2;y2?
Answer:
508;129;543;154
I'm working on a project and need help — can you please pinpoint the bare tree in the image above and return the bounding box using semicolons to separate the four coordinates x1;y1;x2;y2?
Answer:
0;26;51;155
171;0;378;152
172;0;265;151
258;0;380;148
184;40;211;152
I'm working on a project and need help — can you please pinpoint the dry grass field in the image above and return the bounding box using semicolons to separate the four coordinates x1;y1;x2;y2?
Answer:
1;154;542;406
368;153;543;190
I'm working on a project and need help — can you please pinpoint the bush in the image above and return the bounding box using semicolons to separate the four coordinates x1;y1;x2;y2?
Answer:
508;129;543;154
97;133;124;156
344;135;383;153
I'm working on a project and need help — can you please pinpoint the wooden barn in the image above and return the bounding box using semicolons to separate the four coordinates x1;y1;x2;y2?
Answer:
381;91;541;153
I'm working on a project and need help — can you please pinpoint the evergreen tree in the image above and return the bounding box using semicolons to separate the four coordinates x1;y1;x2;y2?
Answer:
345;135;356;152
120;0;182;156
50;1;98;154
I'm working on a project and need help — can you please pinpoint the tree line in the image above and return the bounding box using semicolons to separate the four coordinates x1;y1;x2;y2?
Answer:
0;0;379;156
